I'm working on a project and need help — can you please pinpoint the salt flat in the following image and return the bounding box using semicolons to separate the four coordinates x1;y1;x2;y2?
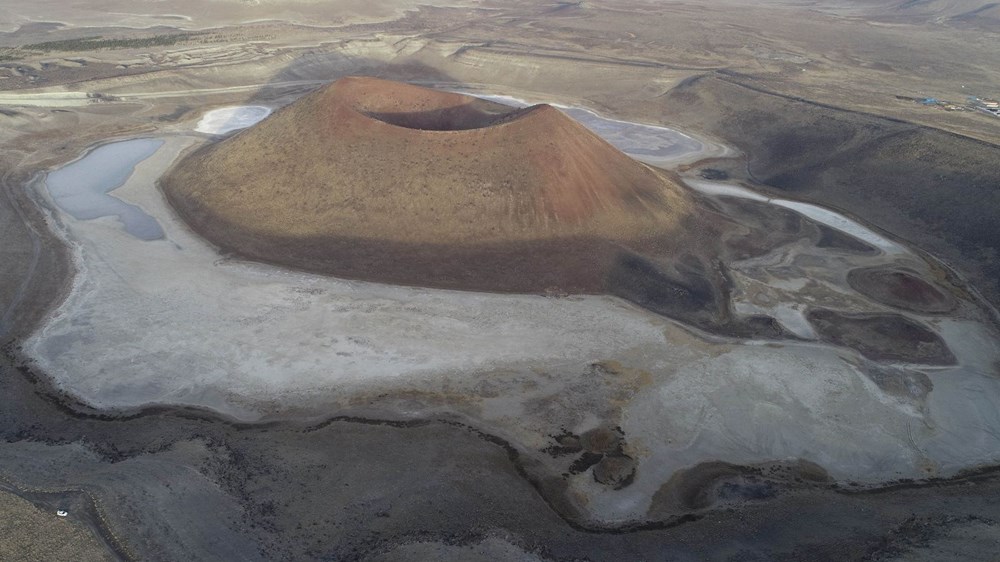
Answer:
195;106;271;135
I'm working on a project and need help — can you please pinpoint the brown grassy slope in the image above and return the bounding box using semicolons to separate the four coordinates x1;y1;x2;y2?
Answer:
161;78;730;298
164;76;691;246
161;77;745;330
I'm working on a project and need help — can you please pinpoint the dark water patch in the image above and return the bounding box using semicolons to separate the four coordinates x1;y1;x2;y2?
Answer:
807;308;956;365
717;480;777;501
848;267;957;313
698;168;728;180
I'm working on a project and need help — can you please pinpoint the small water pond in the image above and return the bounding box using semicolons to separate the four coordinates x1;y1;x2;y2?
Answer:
46;138;165;240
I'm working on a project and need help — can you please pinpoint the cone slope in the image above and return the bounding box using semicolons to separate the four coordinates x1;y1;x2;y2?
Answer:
161;77;713;298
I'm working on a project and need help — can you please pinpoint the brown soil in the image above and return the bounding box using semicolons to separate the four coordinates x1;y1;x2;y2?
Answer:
0;490;113;562
592;455;636;490
580;427;622;454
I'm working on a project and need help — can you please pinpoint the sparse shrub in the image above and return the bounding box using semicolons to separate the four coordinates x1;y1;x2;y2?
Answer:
23;33;203;53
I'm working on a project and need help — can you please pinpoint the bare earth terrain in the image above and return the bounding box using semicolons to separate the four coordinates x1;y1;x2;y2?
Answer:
1;0;1000;560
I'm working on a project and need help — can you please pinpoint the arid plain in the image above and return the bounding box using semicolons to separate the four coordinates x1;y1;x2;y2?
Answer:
2;0;1000;560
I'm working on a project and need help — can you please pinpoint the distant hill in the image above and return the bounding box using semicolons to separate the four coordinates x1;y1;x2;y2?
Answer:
656;74;1000;310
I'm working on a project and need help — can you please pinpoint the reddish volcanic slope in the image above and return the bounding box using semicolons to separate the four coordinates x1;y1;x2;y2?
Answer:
161;77;731;323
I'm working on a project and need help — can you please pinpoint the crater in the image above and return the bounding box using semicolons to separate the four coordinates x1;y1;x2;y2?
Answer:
361;104;528;131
